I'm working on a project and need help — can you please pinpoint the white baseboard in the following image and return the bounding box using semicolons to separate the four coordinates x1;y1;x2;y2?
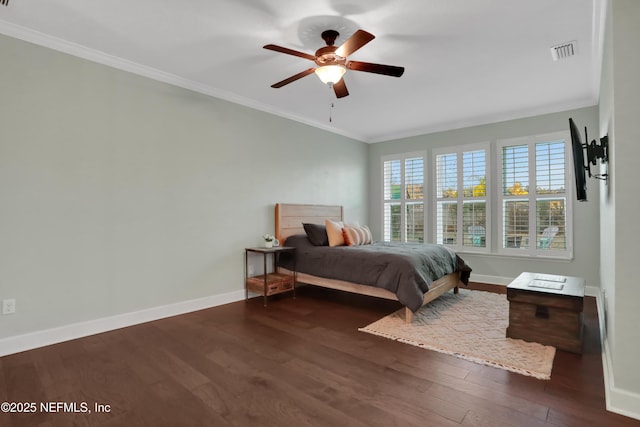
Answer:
0;290;245;357
0;274;605;355
4;274;639;422
469;273;513;286
480;275;639;420
596;294;640;421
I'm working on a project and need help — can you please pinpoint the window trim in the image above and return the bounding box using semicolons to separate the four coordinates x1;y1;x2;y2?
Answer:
432;142;491;253
496;131;573;259
381;151;426;242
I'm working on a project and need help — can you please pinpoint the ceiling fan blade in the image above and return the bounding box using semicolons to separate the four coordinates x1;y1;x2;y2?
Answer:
335;29;375;58
333;79;349;98
270;68;316;88
263;44;316;61
347;60;405;77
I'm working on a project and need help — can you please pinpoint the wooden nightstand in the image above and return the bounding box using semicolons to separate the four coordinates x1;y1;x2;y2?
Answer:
245;246;296;306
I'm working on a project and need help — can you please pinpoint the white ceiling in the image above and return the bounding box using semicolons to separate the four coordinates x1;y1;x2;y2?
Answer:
0;0;605;143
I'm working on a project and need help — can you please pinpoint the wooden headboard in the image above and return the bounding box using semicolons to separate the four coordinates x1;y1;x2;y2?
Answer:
275;203;343;243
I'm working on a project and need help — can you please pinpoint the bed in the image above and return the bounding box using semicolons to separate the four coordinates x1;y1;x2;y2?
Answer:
275;203;471;322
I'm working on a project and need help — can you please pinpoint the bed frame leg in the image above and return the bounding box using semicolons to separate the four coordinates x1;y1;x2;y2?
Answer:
405;307;413;324
454;286;459;294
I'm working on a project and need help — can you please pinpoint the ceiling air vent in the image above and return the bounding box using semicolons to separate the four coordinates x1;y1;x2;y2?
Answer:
0;0;9;6
551;41;577;61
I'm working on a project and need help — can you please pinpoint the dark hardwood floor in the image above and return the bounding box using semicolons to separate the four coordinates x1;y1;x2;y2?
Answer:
1;283;639;427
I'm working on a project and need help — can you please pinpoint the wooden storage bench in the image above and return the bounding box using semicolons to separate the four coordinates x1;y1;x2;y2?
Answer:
506;272;585;354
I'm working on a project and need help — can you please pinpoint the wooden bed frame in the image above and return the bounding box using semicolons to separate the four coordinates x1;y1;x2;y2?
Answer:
275;203;461;323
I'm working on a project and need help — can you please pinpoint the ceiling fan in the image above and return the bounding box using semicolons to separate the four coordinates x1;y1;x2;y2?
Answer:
263;29;405;98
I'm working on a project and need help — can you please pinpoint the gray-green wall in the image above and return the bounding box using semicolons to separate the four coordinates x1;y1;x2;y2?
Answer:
2;13;639;418
0;34;368;339
599;0;640;417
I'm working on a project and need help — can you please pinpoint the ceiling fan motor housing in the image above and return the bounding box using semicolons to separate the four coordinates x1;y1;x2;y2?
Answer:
316;31;346;66
315;48;346;66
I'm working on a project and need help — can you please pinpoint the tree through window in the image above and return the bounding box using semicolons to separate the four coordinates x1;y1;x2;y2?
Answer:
434;145;489;250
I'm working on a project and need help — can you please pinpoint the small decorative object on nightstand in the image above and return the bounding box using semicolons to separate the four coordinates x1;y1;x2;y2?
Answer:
245;246;296;306
262;233;275;248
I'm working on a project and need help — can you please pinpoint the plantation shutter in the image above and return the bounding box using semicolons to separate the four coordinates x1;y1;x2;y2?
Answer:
498;134;570;256
435;153;458;245
383;155;425;242
462;150;487;248
405;157;424;242
383;159;402;241
535;141;567;250
502;145;529;248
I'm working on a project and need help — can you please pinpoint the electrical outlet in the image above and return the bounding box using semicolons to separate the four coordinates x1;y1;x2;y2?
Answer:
248;265;255;276
2;299;16;315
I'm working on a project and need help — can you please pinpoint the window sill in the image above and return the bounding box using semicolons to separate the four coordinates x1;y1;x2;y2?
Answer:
453;248;573;262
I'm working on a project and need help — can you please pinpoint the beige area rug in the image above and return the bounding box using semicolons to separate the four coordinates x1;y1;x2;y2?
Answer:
359;289;556;380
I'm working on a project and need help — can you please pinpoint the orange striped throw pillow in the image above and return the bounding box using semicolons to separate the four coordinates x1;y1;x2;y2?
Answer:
342;225;372;246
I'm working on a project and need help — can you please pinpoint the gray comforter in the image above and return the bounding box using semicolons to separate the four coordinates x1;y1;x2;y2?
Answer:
279;234;472;312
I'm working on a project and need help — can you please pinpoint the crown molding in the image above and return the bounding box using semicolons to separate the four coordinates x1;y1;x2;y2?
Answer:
0;19;367;142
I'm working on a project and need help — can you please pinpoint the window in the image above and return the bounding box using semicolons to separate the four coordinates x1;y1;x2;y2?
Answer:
382;153;425;242
434;144;489;251
497;132;571;258
379;131;572;260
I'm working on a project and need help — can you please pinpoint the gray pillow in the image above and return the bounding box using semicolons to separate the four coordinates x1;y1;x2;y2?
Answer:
302;223;329;246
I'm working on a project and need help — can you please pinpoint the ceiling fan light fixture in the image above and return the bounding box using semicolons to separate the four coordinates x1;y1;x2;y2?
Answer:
314;65;346;85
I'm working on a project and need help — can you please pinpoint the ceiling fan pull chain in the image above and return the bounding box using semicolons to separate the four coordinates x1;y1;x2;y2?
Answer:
329;102;334;123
